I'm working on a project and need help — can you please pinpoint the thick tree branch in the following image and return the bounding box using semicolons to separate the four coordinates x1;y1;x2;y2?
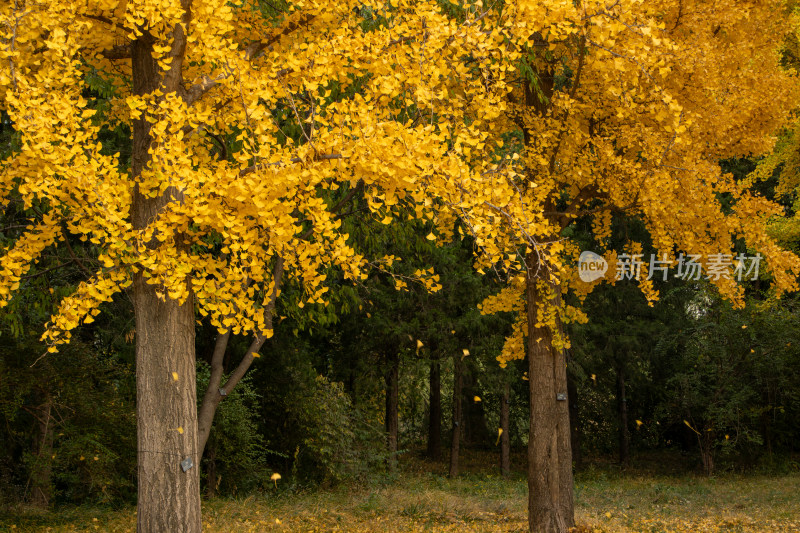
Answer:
98;43;131;60
196;258;284;456
195;178;363;456
181;73;227;105
196;330;231;455
244;13;317;61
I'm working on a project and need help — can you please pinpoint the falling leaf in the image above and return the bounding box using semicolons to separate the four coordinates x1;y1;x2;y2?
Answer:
93;456;98;461
495;428;503;446
591;374;597;383
742;325;748;329
684;420;701;435
462;348;470;358
416;339;423;350
251;352;261;358
636;420;643;429
177;427;184;434
271;472;281;488
474;395;481;402
171;372;179;381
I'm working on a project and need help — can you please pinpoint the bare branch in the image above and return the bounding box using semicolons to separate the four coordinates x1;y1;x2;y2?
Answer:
181;73;226;105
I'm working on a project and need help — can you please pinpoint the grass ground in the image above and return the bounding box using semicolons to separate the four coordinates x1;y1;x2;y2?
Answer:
2;451;799;532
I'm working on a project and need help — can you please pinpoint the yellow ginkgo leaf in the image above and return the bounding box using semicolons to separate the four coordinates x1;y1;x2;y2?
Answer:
473;395;481;402
462;348;470;358
635;420;643;428
171;372;179;381
251;352;260;358
271;472;281;488
426;232;436;241
416;339;423;349
177;427;184;434
683;420;701;435
591;374;596;383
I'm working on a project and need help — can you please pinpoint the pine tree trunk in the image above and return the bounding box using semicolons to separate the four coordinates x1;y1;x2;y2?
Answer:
385;352;399;470
449;355;463;478
29;393;53;508
526;264;570;533
617;367;630;466
463;373;491;446
427;359;442;460
500;382;511;478
131;19;202;531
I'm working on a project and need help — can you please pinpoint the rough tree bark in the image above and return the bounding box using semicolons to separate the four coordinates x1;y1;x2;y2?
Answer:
131;8;202;530
427;359;443;460
449;355;464;477
552;332;575;528
526;261;574;533
385;351;399;470
500;382;511;478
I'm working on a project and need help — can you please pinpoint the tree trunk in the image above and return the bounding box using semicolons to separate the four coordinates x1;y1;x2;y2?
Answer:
463;373;491;446
131;18;202;531
385;352;399;470
526;266;571;533
567;368;582;471
553;340;574;528
427;359;442;460
449;355;463;477
617;366;630;466
205;444;218;499
133;275;201;532
500;381;511;478
29;393;54;508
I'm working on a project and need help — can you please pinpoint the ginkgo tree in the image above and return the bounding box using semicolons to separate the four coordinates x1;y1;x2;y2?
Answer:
0;0;505;530
424;1;800;531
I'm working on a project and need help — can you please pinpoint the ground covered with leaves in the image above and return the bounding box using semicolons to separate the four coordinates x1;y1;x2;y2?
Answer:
3;455;799;532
